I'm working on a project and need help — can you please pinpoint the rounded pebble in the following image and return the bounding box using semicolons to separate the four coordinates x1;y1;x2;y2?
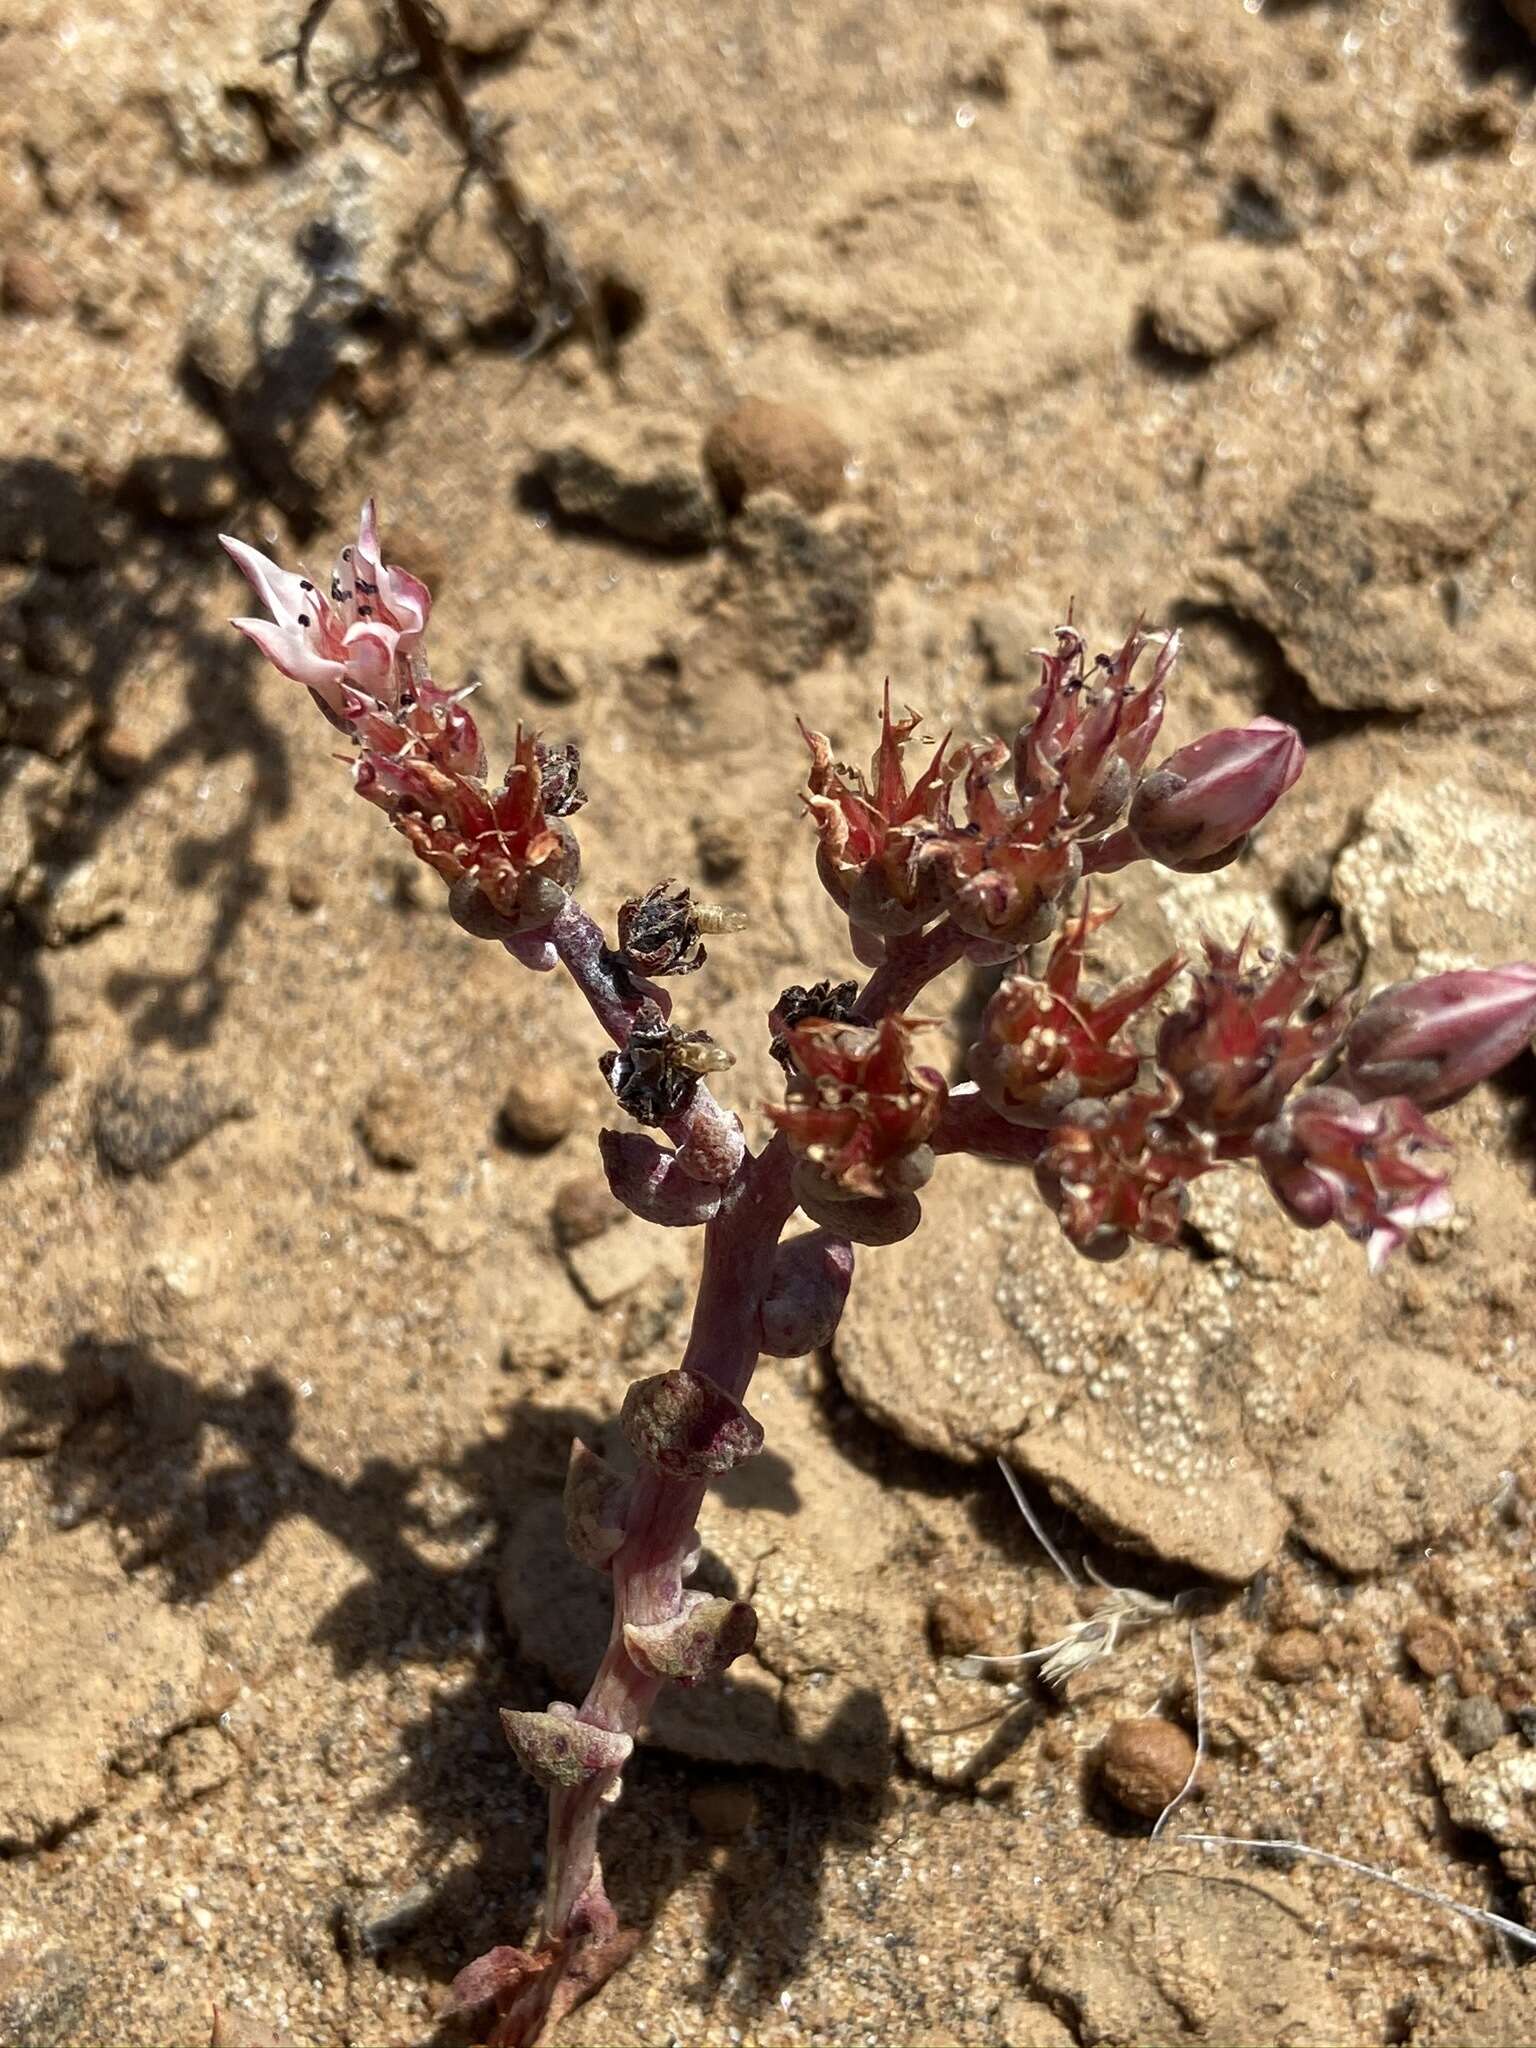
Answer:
1259;1628;1325;1684
1363;1678;1420;1742
1101;1717;1196;1821
1447;1695;1506;1757
553;1172;624;1247
2;249;66;318
359;1076;434;1170
927;1587;1006;1660
500;1069;578;1149
1403;1616;1459;1678
695;814;750;883
703;397;849;516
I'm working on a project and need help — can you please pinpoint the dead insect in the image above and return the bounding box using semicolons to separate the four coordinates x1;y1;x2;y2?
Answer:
600;998;735;1124
616;881;746;978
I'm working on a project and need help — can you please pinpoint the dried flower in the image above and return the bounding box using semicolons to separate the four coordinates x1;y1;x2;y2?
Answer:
1035;1083;1215;1260
969;895;1182;1124
1128;717;1304;871
1254;1085;1453;1270
616;881;746;977
769;978;860;1071
1156;925;1347;1135
1341;964;1536;1109
600;998;734;1126
801;686;959;935
768;1012;946;1197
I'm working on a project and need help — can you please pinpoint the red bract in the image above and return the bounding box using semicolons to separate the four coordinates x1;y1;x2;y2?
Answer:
933;739;1083;946
1341;964;1536;1109
767;1012;946;1197
800;686;959;936
1254;1085;1453;1272
1035;1083;1216;1260
356;723;581;933
970;896;1182;1125
1157;926;1347;1136
1014;624;1172;833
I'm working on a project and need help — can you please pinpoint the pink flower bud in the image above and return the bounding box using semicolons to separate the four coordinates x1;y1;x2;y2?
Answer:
1341;965;1536;1108
1129;717;1304;870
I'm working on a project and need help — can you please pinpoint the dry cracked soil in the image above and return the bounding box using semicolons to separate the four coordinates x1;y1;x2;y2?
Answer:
4;0;1536;2043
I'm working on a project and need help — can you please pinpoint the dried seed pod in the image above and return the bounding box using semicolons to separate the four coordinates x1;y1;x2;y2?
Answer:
616;881;746;977
500;1704;633;1789
623;1593;758;1685
563;1439;630;1571
769;978;860;1073
621;1367;763;1477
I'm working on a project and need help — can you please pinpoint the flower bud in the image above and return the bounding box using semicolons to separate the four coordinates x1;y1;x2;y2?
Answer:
1253;1085;1452;1271
1129;718;1303;870
1340;965;1536;1108
759;1228;856;1355
599;1130;723;1228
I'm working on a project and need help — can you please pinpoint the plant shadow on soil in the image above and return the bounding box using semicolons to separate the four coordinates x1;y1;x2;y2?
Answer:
0;1337;887;2032
0;460;292;1175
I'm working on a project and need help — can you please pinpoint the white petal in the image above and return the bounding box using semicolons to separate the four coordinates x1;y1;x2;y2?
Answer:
232;616;347;702
221;535;316;631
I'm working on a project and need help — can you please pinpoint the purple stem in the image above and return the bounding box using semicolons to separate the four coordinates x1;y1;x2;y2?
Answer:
854;918;970;1020
498;898;1029;2043
933;1084;1049;1164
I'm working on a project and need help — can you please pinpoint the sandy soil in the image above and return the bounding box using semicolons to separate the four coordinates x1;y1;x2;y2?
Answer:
3;0;1536;2042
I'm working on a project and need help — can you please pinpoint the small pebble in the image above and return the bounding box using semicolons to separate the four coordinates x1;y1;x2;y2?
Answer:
695;814;750;883
1403;1616;1460;1678
359;1075;434;1170
521;638;587;703
1144;243;1296;360
927;1587;1006;1660
552;1172;624;1247
286;865;325;911
688;1781;759;1840
703;396;849;515
1259;1628;1325;1685
1363;1678;1420;1742
2;248;66;318
1101;1717;1196;1821
1447;1695;1506;1758
500;1068;577;1149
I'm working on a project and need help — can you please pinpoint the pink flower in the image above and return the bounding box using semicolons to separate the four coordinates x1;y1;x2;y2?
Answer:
1254;1085;1453;1271
221;499;432;722
1014;623;1172;834
1341;965;1536;1109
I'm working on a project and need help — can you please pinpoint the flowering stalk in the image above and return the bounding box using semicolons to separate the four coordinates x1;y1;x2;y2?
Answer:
224;507;1536;2044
